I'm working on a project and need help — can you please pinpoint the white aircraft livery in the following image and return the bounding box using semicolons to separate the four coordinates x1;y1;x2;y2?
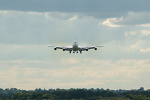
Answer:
48;41;103;54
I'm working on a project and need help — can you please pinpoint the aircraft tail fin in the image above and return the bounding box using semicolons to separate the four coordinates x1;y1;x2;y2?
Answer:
75;37;77;42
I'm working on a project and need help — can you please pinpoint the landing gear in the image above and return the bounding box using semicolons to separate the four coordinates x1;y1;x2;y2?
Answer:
70;51;81;54
80;51;82;54
69;51;72;54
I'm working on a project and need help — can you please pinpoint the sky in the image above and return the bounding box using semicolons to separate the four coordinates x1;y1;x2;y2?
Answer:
0;0;150;90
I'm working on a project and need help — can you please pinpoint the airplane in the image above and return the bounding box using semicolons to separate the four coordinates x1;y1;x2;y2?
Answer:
48;41;103;54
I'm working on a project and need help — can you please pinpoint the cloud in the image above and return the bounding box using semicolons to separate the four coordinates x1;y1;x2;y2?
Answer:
61;58;80;65
137;24;150;27
0;9;149;61
140;48;150;53
99;12;150;27
100;17;123;27
123;39;150;53
69;15;78;21
0;10;107;44
125;30;150;37
124;41;143;52
141;30;150;36
130;41;143;50
0;0;150;15
0;59;150;89
45;12;76;20
0;10;150;45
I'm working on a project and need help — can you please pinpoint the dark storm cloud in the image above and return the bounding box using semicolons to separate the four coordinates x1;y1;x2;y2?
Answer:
0;0;150;13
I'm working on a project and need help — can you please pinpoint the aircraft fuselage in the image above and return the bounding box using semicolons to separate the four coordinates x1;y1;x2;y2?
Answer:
72;41;78;51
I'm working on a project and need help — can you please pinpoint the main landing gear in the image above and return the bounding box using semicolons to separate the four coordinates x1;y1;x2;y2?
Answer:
69;51;72;53
69;51;82;54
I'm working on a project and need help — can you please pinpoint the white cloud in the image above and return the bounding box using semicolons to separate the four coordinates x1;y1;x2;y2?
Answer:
130;31;137;35
45;12;68;20
44;12;80;21
0;59;150;89
28;11;42;15
61;58;80;64
119;12;150;26
68;15;78;21
0;60;43;65
0;10;9;14
123;29;150;53
141;30;150;36
130;41;143;49
124;40;145;52
99;12;150;27
123;39;150;53
124;40;143;52
124;30;150;38
137;24;150;27
100;17;123;27
124;31;137;37
140;48;150;53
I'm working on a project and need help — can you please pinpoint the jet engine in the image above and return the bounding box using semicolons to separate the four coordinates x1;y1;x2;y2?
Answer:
95;47;97;50
54;48;57;50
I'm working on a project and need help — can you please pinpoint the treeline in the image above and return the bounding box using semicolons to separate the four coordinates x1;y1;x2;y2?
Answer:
0;88;150;100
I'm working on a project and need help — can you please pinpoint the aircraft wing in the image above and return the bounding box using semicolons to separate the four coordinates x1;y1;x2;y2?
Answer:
48;45;63;49
88;45;103;49
48;45;72;51
78;45;103;51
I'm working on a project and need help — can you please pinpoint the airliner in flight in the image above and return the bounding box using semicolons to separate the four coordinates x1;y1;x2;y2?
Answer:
48;41;103;54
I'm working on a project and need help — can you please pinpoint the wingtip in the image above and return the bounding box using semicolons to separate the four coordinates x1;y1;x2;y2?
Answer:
96;45;103;47
48;45;52;47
